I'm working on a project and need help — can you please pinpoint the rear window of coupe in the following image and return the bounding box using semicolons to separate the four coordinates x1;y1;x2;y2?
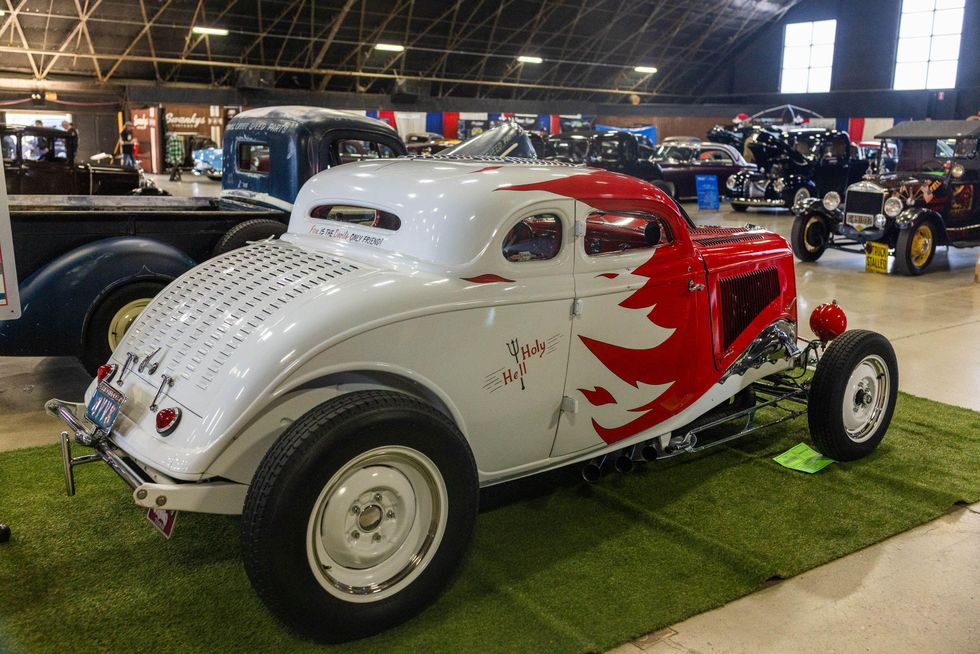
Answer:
309;205;401;231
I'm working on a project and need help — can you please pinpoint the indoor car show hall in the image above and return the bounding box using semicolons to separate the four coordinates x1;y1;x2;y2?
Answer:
0;1;978;653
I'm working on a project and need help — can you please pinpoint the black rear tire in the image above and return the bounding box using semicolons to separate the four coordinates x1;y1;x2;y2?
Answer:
731;202;748;212
213;218;287;256
808;330;898;461
241;390;478;642
791;213;829;262
81;280;167;375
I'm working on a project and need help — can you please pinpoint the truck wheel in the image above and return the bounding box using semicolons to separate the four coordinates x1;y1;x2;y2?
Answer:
213;218;287;256
241;390;478;642
81;281;167;375
648;179;676;200
731;202;748;212
791;186;812;207
894;220;937;276
808;330;898;461
791;213;829;261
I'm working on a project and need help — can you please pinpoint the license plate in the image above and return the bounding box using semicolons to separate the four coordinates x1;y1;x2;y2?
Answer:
847;213;874;231
866;241;889;274
146;508;178;539
85;381;126;432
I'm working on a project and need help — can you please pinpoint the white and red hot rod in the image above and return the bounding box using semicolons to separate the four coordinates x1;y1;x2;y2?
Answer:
48;157;898;640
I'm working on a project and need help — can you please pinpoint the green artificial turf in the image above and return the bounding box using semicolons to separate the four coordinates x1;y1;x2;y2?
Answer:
1;391;978;654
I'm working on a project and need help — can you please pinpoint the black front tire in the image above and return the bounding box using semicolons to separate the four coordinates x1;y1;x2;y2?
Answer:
731;202;748;212
241;391;478;643
213;218;287;256
81;280;167;375
808;330;898;461
791;213;829;262
893;219;938;276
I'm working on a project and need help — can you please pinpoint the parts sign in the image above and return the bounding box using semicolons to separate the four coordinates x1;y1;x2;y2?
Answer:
0;159;21;320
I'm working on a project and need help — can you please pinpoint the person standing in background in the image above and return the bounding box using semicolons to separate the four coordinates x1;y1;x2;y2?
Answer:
119;121;137;168
61;121;78;163
166;133;185;181
33;120;43;128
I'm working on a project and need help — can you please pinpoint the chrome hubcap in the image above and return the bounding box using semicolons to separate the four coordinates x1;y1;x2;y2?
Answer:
307;446;447;603
841;355;890;443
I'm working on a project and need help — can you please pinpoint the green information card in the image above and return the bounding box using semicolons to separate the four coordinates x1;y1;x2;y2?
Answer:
774;443;834;474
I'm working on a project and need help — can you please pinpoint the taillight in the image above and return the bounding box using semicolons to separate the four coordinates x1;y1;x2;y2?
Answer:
96;364;117;383
155;407;182;435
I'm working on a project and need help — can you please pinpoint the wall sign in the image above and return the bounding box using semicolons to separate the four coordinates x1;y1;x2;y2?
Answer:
0;159;22;320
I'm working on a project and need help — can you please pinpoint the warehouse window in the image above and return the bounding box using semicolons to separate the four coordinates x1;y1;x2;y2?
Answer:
780;20;836;93
893;0;964;90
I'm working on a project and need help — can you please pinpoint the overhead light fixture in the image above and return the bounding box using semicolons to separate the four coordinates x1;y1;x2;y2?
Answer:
192;26;229;36
517;55;543;64
634;66;658;74
375;43;406;52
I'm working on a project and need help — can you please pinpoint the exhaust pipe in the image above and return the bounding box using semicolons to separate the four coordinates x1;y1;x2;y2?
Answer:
640;442;658;462
581;456;605;483
614;453;634;473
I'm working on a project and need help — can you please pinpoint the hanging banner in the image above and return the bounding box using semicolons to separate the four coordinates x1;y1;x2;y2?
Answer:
0;159;22;320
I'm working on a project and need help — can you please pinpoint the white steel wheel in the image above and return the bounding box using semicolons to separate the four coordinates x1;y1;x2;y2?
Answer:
793;186;811;206
306;446;448;602
241;391;478;643
840;355;890;443
808;330;899;461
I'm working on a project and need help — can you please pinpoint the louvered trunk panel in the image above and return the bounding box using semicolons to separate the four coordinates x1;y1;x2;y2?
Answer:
123;240;361;392
719;267;780;350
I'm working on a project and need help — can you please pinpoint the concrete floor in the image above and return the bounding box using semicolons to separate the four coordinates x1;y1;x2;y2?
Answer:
2;178;978;652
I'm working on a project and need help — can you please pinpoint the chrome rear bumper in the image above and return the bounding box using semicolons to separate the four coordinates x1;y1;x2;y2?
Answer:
46;398;247;515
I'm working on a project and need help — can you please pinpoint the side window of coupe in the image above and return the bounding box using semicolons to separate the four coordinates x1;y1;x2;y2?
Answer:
699;148;734;164
585;211;671;256
502;213;562;262
335;139;398;165
237;142;270;174
1;135;15;161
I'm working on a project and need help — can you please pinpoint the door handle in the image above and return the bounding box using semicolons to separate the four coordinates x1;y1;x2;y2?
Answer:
689;279;706;292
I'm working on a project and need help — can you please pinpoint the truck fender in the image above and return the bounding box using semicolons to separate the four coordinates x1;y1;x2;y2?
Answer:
896;208;946;242
0;237;196;357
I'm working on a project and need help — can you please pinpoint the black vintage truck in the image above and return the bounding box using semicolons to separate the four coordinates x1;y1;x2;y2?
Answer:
2;124;146;195
0;106;407;372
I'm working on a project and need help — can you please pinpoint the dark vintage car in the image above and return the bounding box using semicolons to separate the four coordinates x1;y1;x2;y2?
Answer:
790;120;980;275
404;131;460;155
725;127;869;211
649;141;751;199
2;124;143;195
543;130;677;196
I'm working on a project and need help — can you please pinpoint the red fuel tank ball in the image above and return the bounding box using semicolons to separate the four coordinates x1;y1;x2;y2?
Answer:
810;300;847;341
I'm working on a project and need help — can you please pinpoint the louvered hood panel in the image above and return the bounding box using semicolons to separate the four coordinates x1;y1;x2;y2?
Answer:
117;240;374;414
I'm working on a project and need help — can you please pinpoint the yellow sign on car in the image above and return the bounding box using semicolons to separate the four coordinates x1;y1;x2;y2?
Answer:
865;241;889;274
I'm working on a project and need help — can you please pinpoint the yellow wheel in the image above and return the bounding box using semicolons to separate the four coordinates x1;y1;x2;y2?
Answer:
909;224;933;268
107;298;151;351
82;281;166;375
895;219;938;276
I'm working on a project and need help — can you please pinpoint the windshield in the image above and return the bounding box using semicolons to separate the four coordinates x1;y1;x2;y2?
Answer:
892;138;956;174
652;144;693;161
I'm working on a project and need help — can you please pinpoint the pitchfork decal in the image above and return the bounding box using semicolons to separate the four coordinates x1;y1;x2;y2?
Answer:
506;338;526;390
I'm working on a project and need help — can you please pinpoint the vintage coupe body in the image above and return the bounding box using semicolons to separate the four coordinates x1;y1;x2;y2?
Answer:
725;127;869;212
650;141;751;199
791;120;980;275
50;158;898;641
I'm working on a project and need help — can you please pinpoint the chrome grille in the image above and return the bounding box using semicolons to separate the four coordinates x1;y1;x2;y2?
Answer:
719;267;780;350
123;240;360;392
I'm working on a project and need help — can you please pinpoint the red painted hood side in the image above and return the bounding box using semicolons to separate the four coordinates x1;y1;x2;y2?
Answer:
690;226;798;370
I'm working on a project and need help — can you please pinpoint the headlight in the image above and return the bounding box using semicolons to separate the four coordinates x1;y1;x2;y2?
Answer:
952;163;965;179
726;175;738;191
772;178;786;193
883;196;903;218
822;191;841;211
